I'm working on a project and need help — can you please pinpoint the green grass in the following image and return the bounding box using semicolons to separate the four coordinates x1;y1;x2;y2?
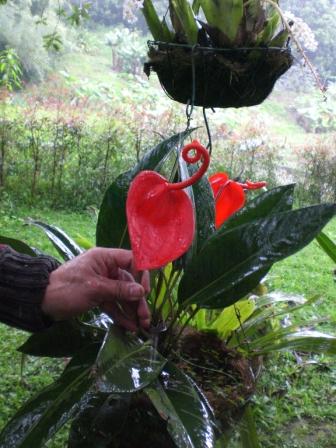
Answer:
0;206;95;444
0;207;335;447
268;219;336;324
254;218;336;447
0;205;96;260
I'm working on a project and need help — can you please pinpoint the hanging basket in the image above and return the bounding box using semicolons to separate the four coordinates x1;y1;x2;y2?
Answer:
144;41;293;109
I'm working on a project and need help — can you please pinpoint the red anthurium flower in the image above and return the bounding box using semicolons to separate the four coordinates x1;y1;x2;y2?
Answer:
209;173;245;228
209;173;267;228
127;141;210;270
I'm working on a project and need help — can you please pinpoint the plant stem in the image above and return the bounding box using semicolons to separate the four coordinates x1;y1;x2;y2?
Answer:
153;268;181;323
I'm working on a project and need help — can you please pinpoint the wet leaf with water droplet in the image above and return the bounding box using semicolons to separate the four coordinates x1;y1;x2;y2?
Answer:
18;320;105;358
0;235;36;256
26;219;82;261
0;344;99;448
179;204;336;309
145;361;219;448
68;392;131;448
95;326;167;393
219;184;295;233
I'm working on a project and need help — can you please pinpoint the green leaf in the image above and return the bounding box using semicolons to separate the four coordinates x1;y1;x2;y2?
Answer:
96;130;193;249
210;298;255;339
43;32;63;52
177;149;197;265
250;328;336;355
240;405;261;448
176;154;215;267
233;295;319;343
0;344;99;448
68;393;130;448
178;204;336;309
145;362;218;448
192;0;201;14
26;219;82;261
142;0;173;41
220;184;295;233
188;164;216;254
170;0;199;44
316;231;336;263
95;326;167;393
244;0;265;34
153;263;176;320
269;29;290;47
74;234;94;250
200;0;244;42
18;320;105;358
0;235;36;256
256;8;280;45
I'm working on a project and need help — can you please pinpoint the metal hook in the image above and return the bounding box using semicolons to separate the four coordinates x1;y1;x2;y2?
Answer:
185;44;198;132
202;107;213;155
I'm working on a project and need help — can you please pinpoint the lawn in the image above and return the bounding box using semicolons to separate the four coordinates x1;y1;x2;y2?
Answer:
0;207;335;447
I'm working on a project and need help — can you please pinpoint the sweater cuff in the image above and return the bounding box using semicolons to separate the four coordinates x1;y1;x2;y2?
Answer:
0;246;60;332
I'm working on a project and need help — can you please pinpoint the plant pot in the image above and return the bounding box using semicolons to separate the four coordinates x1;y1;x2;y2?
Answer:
144;41;293;109
68;329;261;447
175;329;260;430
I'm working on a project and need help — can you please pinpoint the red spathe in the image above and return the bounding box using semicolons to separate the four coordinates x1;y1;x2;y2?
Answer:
209;173;245;228
127;170;195;270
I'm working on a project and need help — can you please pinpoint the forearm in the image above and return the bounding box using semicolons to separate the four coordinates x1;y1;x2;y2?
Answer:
0;245;60;332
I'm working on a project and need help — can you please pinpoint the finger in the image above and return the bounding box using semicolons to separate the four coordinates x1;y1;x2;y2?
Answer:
103;303;138;332
118;268;135;283
102;249;134;275
137;297;151;329
93;277;145;304
89;248;135;279
141;271;150;295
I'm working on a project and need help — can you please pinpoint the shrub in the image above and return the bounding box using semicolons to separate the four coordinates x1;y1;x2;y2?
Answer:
105;27;148;74
294;135;336;205
210;119;282;188
0;78;185;209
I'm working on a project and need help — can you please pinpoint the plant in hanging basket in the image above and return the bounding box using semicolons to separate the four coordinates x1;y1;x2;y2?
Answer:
142;0;294;108
1;133;336;447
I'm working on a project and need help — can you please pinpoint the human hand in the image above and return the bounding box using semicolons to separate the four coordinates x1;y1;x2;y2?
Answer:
42;248;150;332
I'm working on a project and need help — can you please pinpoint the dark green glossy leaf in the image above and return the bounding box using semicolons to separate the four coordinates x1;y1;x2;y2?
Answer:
18;320;105;358
188;164;216;254
145;362;218;448
68;393;130;448
95;326;167;393
240;405;261;448
0;235;36;256
0;344;99;448
177;149;197;266
178;204;336;309
316;231;336;263
96;130;193;249
27;219;82;261
174;149;215;268
220;184;295;233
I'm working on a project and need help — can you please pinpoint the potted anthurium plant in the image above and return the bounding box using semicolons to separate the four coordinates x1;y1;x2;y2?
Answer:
142;0;294;108
1;131;336;448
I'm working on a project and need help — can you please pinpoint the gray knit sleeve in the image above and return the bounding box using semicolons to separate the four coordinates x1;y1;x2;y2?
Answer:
0;245;60;332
